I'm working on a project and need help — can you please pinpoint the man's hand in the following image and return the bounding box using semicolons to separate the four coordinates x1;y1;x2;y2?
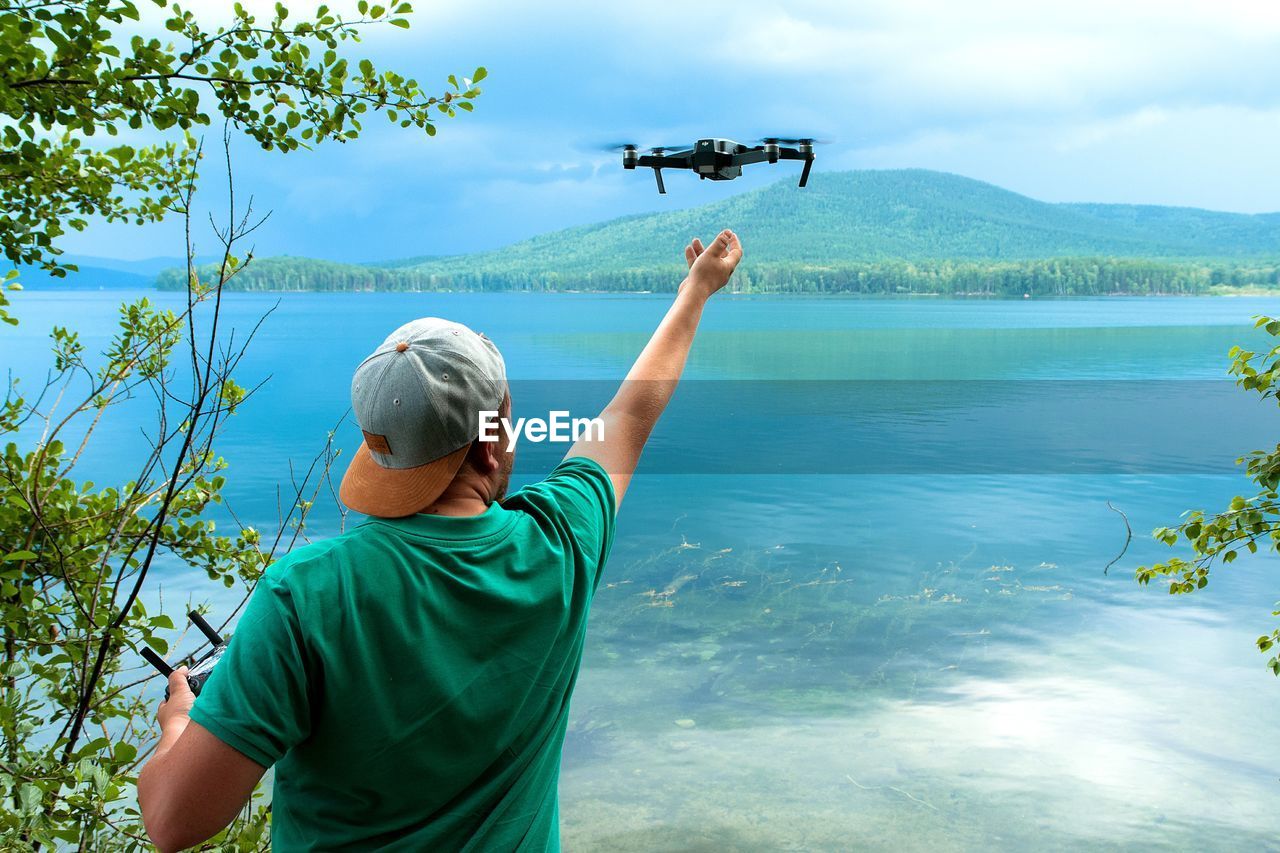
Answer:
158;667;195;733
139;665;268;852
682;229;744;300
566;228;744;506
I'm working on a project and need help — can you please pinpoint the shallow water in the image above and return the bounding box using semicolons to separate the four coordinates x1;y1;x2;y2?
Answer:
6;292;1279;850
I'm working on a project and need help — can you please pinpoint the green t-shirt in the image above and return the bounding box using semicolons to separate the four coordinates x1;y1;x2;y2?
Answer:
190;457;616;851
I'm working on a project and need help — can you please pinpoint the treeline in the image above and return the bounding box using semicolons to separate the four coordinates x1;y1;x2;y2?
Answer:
155;255;1280;296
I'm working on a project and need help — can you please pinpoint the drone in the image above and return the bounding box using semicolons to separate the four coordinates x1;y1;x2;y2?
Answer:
611;137;824;194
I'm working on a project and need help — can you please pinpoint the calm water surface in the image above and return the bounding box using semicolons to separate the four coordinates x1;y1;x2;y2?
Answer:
6;292;1280;851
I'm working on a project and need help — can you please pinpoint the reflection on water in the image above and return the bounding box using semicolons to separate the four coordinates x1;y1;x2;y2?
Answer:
564;527;1280;850
6;292;1279;849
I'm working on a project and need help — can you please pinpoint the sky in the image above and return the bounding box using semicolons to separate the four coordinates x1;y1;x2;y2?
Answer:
62;0;1280;264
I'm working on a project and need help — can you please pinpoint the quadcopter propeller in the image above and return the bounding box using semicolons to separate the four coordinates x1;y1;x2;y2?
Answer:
758;136;832;146
596;142;694;154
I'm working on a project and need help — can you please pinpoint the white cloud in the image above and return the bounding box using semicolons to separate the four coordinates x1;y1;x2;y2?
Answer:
694;0;1280;122
847;104;1280;211
53;0;1280;260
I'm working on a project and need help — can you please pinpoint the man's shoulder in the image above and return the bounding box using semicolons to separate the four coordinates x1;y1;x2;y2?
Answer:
505;457;615;517
502;457;616;569
261;523;384;589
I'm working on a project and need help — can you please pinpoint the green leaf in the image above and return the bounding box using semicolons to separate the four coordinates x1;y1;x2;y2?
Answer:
114;742;139;765
17;783;41;815
3;550;37;562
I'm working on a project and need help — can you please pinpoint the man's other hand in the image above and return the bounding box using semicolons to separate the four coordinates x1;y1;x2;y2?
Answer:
682;229;743;299
140;661;268;853
158;667;195;731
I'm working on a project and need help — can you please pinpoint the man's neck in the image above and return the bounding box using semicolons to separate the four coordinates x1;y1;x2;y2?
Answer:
417;496;491;517
416;471;494;517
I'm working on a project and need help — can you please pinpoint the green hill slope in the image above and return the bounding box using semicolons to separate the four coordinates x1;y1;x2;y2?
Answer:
156;169;1280;295
404;169;1280;276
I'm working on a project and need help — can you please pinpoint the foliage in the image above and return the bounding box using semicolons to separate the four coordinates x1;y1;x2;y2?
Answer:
155;253;1280;296
0;0;485;300
0;151;347;847
0;271;19;327
1137;314;1280;676
1;0;473;843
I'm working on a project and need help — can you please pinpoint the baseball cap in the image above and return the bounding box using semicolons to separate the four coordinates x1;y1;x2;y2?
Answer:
339;317;508;518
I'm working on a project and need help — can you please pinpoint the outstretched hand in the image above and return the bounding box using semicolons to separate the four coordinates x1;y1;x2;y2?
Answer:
682;229;743;299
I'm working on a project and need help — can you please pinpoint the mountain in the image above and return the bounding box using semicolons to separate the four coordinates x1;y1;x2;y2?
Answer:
61;254;200;276
399;169;1280;277
12;264;152;291
152;169;1280;295
10;254;218;290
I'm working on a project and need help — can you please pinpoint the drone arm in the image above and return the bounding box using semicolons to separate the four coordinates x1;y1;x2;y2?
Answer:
799;157;813;188
731;149;772;167
774;148;815;187
636;154;691;168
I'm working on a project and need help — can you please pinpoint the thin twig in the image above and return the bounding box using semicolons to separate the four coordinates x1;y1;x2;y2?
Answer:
1104;501;1132;576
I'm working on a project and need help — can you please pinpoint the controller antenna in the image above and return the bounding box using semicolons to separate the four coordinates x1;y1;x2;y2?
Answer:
188;610;225;646
140;647;174;677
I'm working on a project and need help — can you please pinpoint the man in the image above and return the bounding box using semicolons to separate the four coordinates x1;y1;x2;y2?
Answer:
137;229;744;850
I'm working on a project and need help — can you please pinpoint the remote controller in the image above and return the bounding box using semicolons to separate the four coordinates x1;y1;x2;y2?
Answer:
141;610;228;699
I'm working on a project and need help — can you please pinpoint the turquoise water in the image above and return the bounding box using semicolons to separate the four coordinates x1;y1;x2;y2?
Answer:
6;292;1280;850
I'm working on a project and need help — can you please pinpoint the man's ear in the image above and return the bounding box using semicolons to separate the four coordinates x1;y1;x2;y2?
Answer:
467;432;502;474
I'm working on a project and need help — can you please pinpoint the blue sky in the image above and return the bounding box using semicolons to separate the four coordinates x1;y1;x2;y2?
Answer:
64;0;1280;263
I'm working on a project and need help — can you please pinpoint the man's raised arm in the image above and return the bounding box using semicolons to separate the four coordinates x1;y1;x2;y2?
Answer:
565;228;743;506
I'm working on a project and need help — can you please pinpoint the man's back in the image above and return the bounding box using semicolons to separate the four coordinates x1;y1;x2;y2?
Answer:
138;232;742;852
190;458;615;850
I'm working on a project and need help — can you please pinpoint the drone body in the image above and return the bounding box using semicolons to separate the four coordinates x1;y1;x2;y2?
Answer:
619;137;819;194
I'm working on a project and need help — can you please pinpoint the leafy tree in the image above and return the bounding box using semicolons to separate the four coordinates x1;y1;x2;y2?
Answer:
0;1;482;845
0;146;345;846
1;0;485;312
1138;315;1280;676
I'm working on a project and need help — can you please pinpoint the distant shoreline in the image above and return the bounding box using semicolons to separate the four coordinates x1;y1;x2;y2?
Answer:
18;285;1280;298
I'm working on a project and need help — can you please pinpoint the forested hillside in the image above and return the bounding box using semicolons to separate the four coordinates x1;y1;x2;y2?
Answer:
156;169;1280;294
156;255;1280;296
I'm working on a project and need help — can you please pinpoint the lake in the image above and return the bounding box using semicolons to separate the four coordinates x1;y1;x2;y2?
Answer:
6;291;1280;850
